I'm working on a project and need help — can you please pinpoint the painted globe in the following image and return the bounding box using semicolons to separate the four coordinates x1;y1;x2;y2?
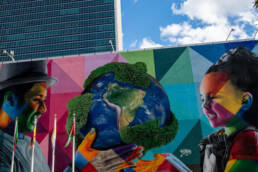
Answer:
80;72;172;149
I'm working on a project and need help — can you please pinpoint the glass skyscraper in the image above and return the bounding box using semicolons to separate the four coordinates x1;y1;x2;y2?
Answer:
0;0;122;61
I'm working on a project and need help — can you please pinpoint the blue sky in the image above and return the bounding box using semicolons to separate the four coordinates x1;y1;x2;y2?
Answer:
121;0;258;50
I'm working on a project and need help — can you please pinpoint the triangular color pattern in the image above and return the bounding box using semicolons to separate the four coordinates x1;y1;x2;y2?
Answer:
39;133;49;162
224;40;257;52
160;48;193;85
189;48;213;82
51;61;83;94
85;53;127;79
52;56;86;88
163;84;199;120
190;43;226;63
173;120;202;164
154;47;185;81
111;53;128;63
251;43;258;55
56;132;73;159
57;110;69;133
48;92;81;132
120;50;156;77
49;133;71;171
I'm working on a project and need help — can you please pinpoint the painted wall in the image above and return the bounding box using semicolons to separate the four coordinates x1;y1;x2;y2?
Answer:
4;40;258;171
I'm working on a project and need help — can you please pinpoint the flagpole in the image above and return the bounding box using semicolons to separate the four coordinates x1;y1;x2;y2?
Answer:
30;116;38;172
10;118;18;172
72;114;76;172
51;114;57;172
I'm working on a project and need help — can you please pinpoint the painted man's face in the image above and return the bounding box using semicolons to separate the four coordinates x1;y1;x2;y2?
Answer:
200;72;246;128
18;82;47;132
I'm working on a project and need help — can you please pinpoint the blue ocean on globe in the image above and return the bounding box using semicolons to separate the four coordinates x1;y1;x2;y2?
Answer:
80;73;171;150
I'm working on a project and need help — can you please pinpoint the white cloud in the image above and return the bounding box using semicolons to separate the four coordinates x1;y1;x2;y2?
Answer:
139;38;162;49
160;22;250;45
171;0;255;24
162;0;257;45
129;40;138;48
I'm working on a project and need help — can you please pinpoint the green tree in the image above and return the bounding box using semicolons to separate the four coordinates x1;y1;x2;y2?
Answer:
255;0;258;8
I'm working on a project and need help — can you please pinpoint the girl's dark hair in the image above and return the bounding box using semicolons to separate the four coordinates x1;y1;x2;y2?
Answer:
206;46;258;127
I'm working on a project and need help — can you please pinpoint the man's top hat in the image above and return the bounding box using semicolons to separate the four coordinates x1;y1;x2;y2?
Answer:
0;60;57;90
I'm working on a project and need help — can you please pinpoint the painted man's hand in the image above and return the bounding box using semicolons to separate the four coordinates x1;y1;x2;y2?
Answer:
2;92;28;120
72;128;143;172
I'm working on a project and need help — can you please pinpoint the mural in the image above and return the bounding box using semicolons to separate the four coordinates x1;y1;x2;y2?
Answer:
0;40;257;171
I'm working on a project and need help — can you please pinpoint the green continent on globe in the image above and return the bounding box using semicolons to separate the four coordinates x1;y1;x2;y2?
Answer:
103;83;146;129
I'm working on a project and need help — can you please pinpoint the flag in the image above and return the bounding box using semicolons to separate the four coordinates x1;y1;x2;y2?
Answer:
30;118;37;148
30;117;38;172
51;114;57;148
51;114;57;172
10;118;18;172
64;120;75;147
13;118;18;151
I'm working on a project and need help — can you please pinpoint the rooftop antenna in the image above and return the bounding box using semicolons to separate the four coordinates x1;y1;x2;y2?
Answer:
226;28;235;41
109;40;115;52
2;50;15;62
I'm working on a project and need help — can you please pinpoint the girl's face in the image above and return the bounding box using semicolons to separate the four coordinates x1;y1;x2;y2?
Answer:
200;72;247;128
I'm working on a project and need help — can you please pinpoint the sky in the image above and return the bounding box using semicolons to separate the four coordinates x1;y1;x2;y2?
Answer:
121;0;258;50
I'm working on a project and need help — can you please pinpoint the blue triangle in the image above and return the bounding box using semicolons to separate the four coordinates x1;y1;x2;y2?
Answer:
189;48;213;82
224;40;258;52
251;43;258;55
190;43;226;63
163;83;200;120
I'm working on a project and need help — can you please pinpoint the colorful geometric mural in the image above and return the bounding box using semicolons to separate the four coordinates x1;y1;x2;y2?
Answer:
1;40;257;171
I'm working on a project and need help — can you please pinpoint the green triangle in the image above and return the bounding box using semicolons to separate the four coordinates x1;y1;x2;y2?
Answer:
173;120;202;165
154;47;186;81
160;48;193;84
120;50;155;78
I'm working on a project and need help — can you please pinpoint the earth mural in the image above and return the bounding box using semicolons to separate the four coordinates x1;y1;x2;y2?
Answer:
66;62;178;151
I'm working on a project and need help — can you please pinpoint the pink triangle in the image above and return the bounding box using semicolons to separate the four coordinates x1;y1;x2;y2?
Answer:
48;92;81;131
39;133;50;162
56;110;69;133
25;132;48;143
52;136;72;171
111;53;120;62
85;53;128;79
50;61;83;93
56;133;73;159
52;57;85;89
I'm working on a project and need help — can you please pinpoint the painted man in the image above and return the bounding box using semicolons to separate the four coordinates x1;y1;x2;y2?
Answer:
0;60;57;172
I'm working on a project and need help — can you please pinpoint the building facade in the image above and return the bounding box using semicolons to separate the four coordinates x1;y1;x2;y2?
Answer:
0;0;122;61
